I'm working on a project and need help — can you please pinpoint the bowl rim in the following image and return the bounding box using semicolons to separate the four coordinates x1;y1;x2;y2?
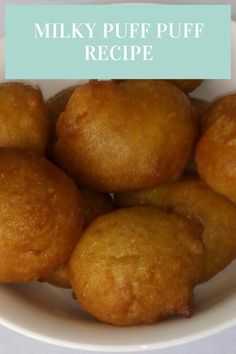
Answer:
0;299;236;352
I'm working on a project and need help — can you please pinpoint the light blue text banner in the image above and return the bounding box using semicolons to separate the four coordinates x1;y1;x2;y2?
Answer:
5;4;231;79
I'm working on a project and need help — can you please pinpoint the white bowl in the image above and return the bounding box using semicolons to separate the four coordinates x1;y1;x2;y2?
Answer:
0;23;236;351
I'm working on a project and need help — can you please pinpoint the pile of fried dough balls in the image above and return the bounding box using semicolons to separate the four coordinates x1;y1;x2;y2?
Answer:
1;79;236;326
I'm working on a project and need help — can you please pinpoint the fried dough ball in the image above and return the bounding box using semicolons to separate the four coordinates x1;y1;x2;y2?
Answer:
0;149;83;283
43;264;70;289
184;98;209;174
113;80;204;94
115;177;236;282
0;82;49;153
169;80;203;93
46;86;77;144
69;207;203;326
44;189;114;288
47;86;77;124
201;93;236;131
196;107;236;204
54;80;195;192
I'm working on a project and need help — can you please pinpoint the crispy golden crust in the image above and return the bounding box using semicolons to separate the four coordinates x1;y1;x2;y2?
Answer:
184;98;209;174
201;93;236;131
42;264;70;288
113;80;204;94
184;98;210;174
44;188;114;288
53;80;195;192
168;80;203;93
196;107;236;204
115;177;236;282
46;86;78;124
0;82;49;153
46;86;78;145
0;149;83;283
69;206;203;326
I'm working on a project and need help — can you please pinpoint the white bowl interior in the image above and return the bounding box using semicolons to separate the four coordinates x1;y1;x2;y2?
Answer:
0;21;236;352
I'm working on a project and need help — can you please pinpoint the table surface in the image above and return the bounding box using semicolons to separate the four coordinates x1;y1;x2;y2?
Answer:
0;0;236;353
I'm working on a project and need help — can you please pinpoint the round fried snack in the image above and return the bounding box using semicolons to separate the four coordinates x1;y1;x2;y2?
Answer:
196;107;236;205
168;80;203;93
43;264;70;289
0;82;49;153
46;86;77;144
54;80;195;192
69;207;204;326
44;188;114;288
115;177;236;282
113;80;204;94
184;98;209;174
201;93;236;131
0;149;83;283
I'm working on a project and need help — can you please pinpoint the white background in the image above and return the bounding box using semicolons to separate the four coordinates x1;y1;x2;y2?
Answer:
0;0;235;353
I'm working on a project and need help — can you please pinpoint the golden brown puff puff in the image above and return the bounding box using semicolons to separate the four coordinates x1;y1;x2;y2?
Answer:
196;107;236;205
53;80;196;192
44;188;115;288
184;98;210;174
69;206;204;326
168;80;204;93
0;148;83;283
0;82;49;153
42;263;70;289
113;79;204;94
115;176;236;282
46;86;78;146
200;93;236;131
